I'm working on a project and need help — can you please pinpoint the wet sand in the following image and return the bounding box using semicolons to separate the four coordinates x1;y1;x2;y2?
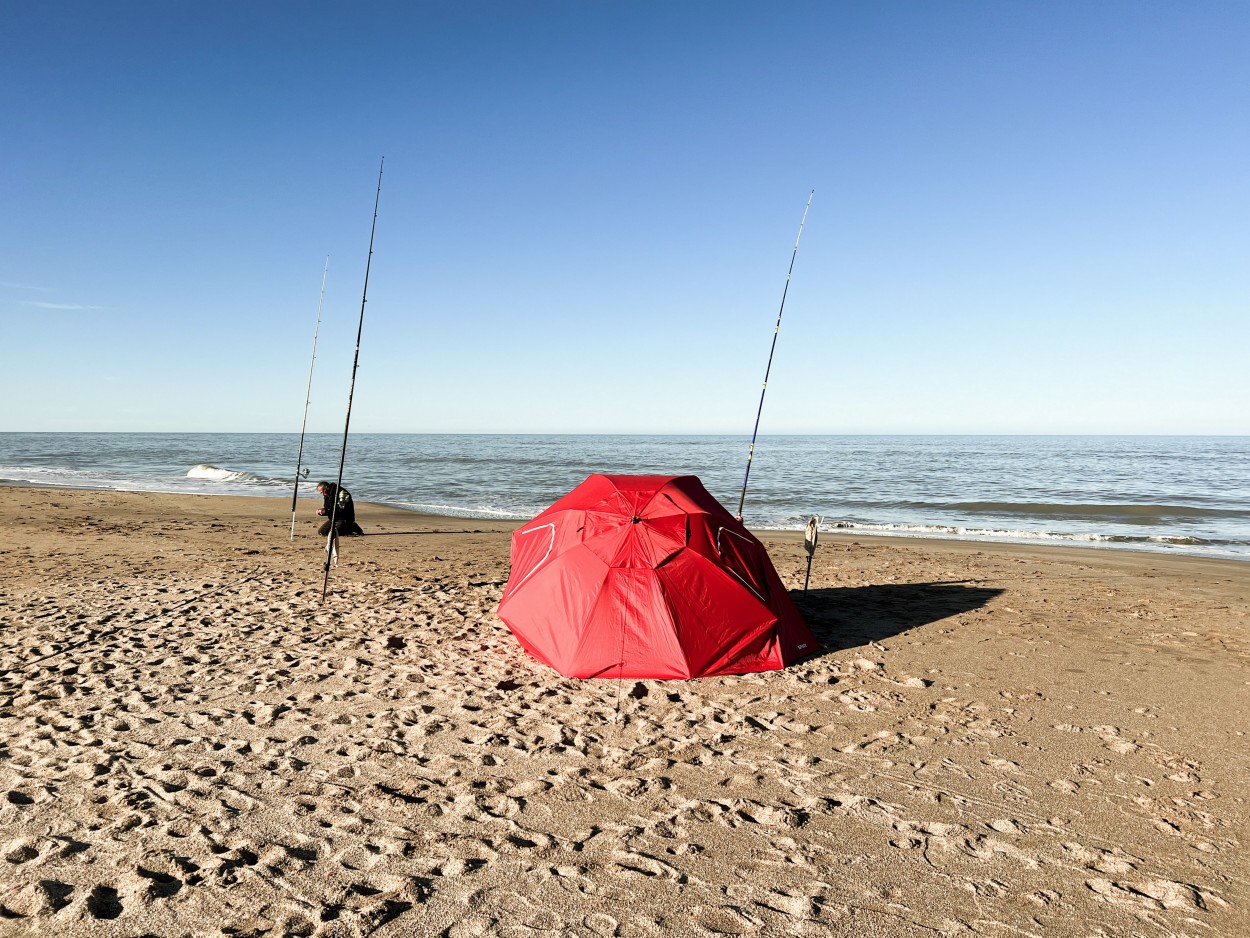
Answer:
1;486;1248;937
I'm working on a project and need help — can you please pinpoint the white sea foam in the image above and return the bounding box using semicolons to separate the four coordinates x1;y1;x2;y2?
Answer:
394;501;534;521
0;465;101;486
783;520;1222;551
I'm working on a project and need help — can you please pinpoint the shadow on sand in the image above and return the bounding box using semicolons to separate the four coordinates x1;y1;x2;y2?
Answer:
351;530;487;537
791;581;1004;656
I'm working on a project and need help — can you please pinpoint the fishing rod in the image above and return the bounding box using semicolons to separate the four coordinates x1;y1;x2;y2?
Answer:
290;256;329;539
736;190;814;520
322;158;383;602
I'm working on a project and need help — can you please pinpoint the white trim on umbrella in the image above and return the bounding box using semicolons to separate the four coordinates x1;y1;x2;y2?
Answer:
511;523;556;592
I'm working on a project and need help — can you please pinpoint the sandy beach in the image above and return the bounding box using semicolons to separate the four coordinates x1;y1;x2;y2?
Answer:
1;485;1247;937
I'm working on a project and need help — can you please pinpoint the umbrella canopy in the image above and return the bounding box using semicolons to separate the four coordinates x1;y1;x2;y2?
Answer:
497;474;821;679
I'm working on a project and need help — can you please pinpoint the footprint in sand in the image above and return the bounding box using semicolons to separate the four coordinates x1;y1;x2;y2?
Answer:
0;879;75;917
85;885;123;920
1085;876;1227;912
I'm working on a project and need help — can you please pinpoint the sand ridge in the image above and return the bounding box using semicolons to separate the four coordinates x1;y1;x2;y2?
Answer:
1;487;1248;936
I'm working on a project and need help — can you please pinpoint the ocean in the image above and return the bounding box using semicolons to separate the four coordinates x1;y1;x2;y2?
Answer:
1;432;1247;559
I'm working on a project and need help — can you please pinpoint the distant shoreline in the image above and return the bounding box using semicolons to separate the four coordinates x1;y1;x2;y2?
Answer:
4;433;1246;560
4;430;1249;437
5;482;1247;565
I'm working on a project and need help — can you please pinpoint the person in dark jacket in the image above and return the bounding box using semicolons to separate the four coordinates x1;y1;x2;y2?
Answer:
316;481;364;536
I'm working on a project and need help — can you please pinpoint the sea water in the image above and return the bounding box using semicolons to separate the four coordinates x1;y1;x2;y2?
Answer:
1;433;1247;559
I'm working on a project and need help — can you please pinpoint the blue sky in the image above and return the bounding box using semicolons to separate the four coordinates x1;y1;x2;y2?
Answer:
3;1;1246;434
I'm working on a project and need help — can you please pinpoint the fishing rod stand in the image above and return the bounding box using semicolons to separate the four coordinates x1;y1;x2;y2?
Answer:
803;515;820;592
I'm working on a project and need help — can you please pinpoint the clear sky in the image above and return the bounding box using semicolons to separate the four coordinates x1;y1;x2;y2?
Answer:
2;1;1246;435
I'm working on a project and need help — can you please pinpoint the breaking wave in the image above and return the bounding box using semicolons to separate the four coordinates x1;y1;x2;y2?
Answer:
187;464;283;487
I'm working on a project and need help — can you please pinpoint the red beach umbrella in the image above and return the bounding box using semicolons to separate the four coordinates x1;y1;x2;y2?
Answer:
497;474;821;680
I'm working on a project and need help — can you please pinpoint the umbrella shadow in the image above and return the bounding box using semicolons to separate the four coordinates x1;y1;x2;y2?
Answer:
791;580;1004;655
